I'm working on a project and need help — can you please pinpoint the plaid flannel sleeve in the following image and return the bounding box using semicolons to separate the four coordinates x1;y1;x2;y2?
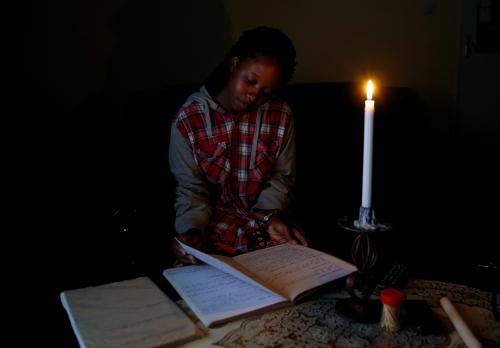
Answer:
169;122;212;234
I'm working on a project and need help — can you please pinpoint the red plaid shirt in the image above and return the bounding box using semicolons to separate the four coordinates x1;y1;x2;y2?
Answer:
173;94;295;254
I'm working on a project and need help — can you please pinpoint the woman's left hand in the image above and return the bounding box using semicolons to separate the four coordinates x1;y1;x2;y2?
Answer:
267;216;308;246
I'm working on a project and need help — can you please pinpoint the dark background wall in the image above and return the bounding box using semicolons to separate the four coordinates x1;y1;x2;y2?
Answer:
15;0;500;268
15;1;500;257
16;0;232;271
16;1;499;133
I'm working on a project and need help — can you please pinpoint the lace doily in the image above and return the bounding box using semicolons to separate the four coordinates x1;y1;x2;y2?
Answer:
214;279;499;348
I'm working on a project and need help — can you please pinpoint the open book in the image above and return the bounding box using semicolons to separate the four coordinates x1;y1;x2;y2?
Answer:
60;276;203;348
163;242;356;328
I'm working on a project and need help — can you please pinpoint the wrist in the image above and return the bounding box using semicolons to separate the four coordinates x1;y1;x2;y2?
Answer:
261;210;280;226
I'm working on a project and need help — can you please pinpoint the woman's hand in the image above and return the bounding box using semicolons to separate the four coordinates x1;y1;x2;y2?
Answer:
266;216;308;246
170;228;204;266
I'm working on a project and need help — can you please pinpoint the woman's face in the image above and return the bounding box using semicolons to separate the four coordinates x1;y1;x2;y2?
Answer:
221;55;281;113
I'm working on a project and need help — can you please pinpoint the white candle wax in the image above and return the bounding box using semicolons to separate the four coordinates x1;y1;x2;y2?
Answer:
440;297;482;348
362;81;375;208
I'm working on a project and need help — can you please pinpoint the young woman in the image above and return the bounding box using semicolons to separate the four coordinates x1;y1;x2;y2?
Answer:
169;26;307;265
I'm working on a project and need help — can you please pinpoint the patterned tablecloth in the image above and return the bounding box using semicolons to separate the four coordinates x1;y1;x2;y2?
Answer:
207;279;500;348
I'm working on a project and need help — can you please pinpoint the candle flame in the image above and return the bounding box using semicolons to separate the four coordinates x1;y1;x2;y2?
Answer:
366;80;374;100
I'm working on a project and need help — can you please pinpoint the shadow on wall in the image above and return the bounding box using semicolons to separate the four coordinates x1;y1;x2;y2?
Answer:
21;0;232;292
20;2;232;345
106;0;233;91
18;0;232;118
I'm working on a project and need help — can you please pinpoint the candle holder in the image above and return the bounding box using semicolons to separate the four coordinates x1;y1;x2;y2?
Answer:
335;207;391;323
338;207;391;233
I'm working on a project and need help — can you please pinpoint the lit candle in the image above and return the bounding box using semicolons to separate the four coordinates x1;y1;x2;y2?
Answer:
362;80;375;208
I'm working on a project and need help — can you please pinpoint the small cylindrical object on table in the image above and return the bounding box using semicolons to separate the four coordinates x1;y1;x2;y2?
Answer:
440;297;482;348
380;288;404;332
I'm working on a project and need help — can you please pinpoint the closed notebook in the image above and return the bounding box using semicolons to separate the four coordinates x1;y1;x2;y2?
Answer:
60;276;203;348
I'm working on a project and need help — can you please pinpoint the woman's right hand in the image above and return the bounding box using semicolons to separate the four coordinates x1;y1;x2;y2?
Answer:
170;228;205;266
267;215;308;247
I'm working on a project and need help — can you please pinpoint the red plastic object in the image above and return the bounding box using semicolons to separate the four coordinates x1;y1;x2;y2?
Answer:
380;288;404;307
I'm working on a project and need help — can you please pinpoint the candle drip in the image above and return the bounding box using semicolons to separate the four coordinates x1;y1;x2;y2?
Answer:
354;207;390;232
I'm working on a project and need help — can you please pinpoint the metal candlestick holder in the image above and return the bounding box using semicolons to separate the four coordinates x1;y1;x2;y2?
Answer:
335;206;391;323
338;206;391;233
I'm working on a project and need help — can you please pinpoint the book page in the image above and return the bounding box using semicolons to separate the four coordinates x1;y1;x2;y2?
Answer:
234;244;356;301
163;265;287;328
178;240;277;295
60;277;202;348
